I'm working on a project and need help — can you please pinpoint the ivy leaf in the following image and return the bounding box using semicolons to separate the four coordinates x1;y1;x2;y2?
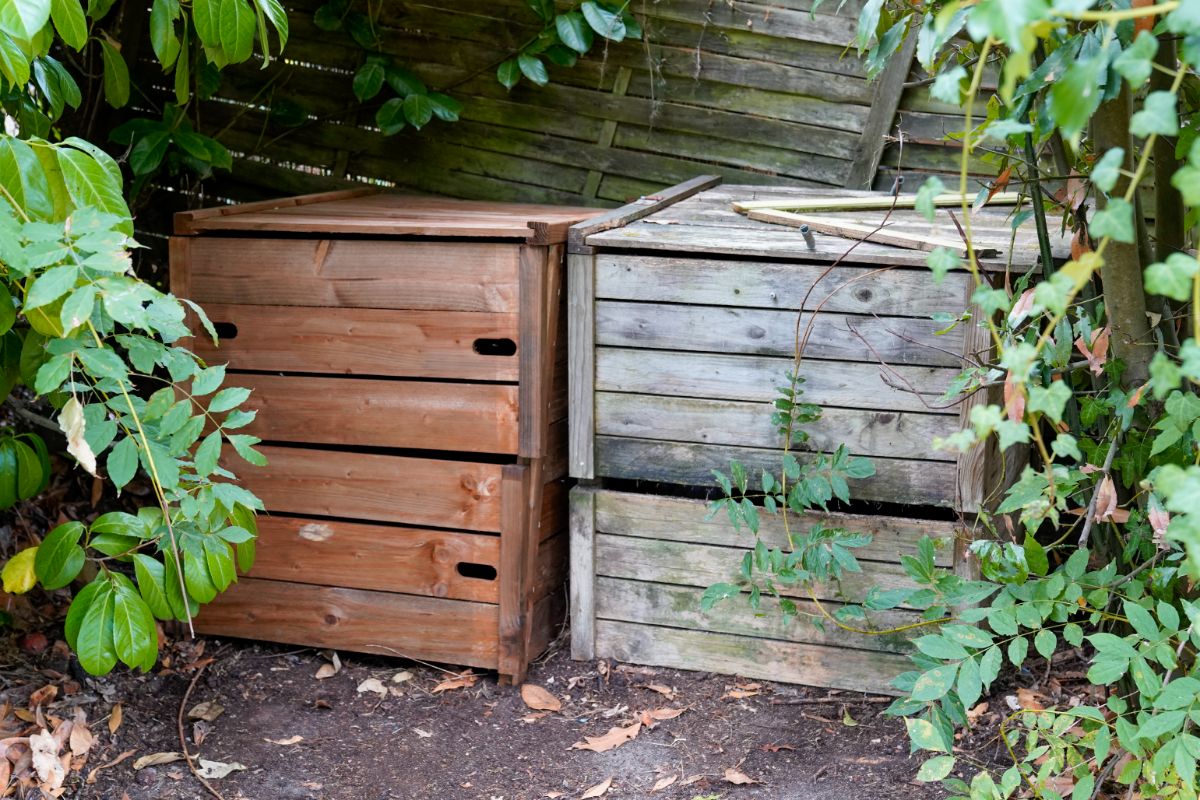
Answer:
930;65;966;105
1048;54;1105;144
1145;254;1199;302
1113;31;1158;88
1092;147;1125;194
926;247;960;283
1091;198;1135;244
1130;91;1179;138
915;176;945;222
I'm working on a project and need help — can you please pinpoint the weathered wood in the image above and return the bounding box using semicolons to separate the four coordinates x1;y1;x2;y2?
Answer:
956;308;994;514
592;620;910;695
498;464;533;681
518;245;552;459
568;252;596;479
595;577;919;653
845;21;921;189
195;578;500;668
245;516;500;602
592;490;957;566
190;304;520;381
182;237;522;312
594;532;920;603
595;300;964;368
234;374;518;454
595;392;957;461
746;209;990;257
236;446;505;532
732;191;1025;213
594;253;971;318
570;176;718;251
569;487;597;660
595;348;959;414
594;436;958;507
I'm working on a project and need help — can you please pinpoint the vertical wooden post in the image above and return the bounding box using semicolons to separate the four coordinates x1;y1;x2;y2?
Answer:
844;20;922;190
569;486;597;661
568;251;596;479
498;463;533;683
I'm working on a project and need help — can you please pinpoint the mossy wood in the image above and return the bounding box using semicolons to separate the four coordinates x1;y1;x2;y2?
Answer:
173;190;597;683
568;180;1055;691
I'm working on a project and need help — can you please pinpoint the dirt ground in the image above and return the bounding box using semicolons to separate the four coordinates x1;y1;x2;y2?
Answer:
0;626;965;800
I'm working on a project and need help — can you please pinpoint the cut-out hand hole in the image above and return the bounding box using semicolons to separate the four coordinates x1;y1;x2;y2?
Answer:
472;338;516;357
213;322;239;340
457;562;498;581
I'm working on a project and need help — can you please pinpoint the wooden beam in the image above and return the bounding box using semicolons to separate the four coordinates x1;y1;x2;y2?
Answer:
732;191;1026;213
568;175;722;252
844;19;921;190
569;487;597;661
567;251;596;479
746;208;995;257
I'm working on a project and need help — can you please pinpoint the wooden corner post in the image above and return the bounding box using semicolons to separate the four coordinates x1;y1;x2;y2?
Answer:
569;486;597;661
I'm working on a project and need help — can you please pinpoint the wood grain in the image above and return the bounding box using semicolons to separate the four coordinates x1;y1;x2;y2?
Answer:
182;237;521;312
569;487;596;660
234;446;505;532
567;252;596;479
189;303;520;381
194;577;500;669
233;374;518;454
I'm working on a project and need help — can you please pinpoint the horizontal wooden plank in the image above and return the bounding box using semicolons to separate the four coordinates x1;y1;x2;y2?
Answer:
594;436;957;507
235;374;519;454
593;620;909;695
592;490;957;567
245;516;500;602
594;253;970;317
594;532;918;603
235;446;505;532
595;301;964;368
195;578;500;669
183;237;521;312
595;577;918;653
189;304;520;381
596;392;957;461
595;348;960;414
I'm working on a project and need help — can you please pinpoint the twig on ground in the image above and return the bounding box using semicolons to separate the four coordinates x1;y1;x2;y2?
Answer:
178;661;225;800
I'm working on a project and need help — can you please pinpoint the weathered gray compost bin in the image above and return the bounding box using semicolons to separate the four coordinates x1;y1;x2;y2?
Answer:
567;177;1054;693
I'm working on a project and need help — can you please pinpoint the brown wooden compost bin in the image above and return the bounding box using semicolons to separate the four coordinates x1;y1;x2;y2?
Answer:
171;189;598;683
568;177;1057;694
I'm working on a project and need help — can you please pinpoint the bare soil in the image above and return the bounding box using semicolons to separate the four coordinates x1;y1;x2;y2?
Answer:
2;628;954;800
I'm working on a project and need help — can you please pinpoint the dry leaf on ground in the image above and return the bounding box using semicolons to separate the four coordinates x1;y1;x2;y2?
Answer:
570;722;641;753
29;685;57;707
724;767;759;785
69;721;94;756
650;774;678;792
640;684;676;700
966;702;990;724
413;728;433;739
186;701;224;722
762;743;796;752
30;729;65;789
133;752;184;770
723;688;760;700
264;736;303;746
842;709;858;727
314;652;341;680
86;750;136;784
521;684;562;712
432;672;478;693
108;704;122;735
392;671;413;684
197;760;247;779
581;777;613;798
639;708;684;728
356;678;387;697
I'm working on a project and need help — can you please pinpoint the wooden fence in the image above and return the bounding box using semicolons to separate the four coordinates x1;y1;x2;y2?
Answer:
135;1;985;209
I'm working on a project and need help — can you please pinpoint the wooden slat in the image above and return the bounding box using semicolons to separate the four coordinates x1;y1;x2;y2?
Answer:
594;532;918;603
595;301;964;368
175;188;380;234
498;465;533;680
517;245;555;459
182;237;521;313
190;304;520;381
236;446;505;532
594;436;957;507
596;392;957;461
595;348;959;414
844;21;921;189
594;253;971;317
569;487;596;660
570;174;721;251
568;251;596;479
245;516;500;602
596;577;919;653
746;209;988;257
592;490;957;567
195;578;499;668
234;374;518;453
593;620;909;695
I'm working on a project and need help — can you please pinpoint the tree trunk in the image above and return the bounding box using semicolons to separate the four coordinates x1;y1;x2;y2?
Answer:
1093;84;1154;386
1153;35;1185;262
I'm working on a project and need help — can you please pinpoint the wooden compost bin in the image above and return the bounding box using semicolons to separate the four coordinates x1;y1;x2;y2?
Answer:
171;189;597;683
568;177;1051;694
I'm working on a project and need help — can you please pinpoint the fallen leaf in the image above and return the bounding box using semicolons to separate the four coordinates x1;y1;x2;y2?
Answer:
196;760;246;779
570;722;641;753
133;752;185;770
413;728;433;739
29;684;58;707
722;688;760;700
581;777;613;798
521;711;551;724
521;684;562;713
30;729;65;789
186;701;224;723
356;678;387;697
87;749;136;784
1016;687;1046;711
639;707;685;728
650;774;678;792
108;704;123;734
264;736;303;746
392;670;413;684
842;708;859;727
724;767;759;785
69;722;94;756
679;774;704;787
641;684;676;700
192;721;210;748
432;672;478;693
762;743;796;752
967;702;990;725
314;652;341;679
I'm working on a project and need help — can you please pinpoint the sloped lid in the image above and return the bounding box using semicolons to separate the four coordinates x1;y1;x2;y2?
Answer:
175;189;601;243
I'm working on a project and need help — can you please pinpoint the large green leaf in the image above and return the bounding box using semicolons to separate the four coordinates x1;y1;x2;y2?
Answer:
253;0;287;49
34;520;85;589
0;137;54;220
98;38;129;108
219;0;255;63
76;579;117;674
64;577;105;649
555;11;592;53
49;0;85;49
0;0;52;41
112;579;157;670
56;144;131;233
133;554;173;620
149;0;181;67
0;31;30;86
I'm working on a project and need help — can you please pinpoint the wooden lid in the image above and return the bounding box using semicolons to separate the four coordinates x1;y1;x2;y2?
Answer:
580;183;1069;271
175;188;601;244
